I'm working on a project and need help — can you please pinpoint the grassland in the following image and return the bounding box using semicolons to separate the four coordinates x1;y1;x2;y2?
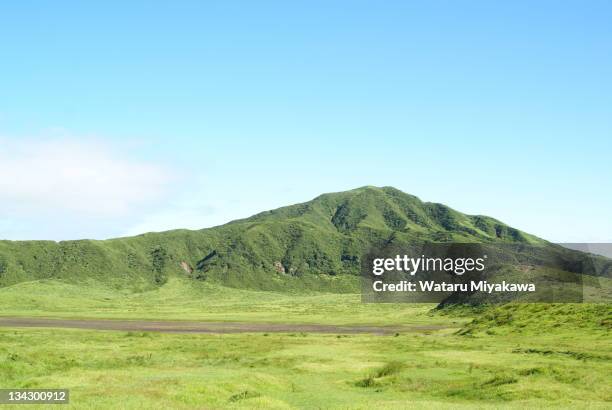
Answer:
1;318;610;409
0;277;610;409
0;187;610;408
0;277;451;326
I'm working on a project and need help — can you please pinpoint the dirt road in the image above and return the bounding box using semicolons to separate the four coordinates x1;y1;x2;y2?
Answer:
0;317;450;335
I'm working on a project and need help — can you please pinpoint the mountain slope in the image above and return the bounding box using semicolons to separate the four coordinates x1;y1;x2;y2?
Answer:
0;186;601;292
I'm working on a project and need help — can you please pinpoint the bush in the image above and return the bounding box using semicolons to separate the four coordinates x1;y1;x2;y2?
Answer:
375;361;404;378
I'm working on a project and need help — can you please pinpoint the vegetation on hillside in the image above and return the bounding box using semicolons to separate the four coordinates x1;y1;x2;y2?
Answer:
0;186;610;408
2;186;594;293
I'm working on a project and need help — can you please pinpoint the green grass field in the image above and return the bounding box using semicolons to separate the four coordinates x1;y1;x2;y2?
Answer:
1;321;610;408
0;277;610;409
0;277;449;325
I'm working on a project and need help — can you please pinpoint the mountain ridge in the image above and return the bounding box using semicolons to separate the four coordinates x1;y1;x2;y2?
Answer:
0;186;601;292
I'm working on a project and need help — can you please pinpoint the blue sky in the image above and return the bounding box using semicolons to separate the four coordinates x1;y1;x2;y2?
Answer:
0;1;610;242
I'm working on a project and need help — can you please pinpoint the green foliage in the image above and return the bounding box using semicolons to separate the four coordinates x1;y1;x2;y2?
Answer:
0;186;609;408
0;277;448;325
7;323;605;408
354;375;378;388
0;186;548;292
375;361;405;377
149;246;168;285
456;303;612;335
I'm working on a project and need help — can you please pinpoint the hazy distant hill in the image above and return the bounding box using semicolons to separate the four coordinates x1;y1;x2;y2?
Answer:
560;243;612;259
0;186;607;292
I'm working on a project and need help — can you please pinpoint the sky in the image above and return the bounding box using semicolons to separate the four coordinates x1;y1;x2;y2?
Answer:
0;1;610;242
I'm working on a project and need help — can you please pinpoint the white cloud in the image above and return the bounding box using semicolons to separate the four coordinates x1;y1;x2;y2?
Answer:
0;137;174;218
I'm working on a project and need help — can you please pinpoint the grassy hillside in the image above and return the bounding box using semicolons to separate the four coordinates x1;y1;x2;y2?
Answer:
0;186;549;290
0;186;610;409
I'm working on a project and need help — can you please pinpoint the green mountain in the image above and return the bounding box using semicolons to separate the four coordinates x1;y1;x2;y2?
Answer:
0;186;606;293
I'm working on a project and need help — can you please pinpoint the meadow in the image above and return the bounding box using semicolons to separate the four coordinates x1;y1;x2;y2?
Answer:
0;277;449;325
0;277;610;409
1;320;610;409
